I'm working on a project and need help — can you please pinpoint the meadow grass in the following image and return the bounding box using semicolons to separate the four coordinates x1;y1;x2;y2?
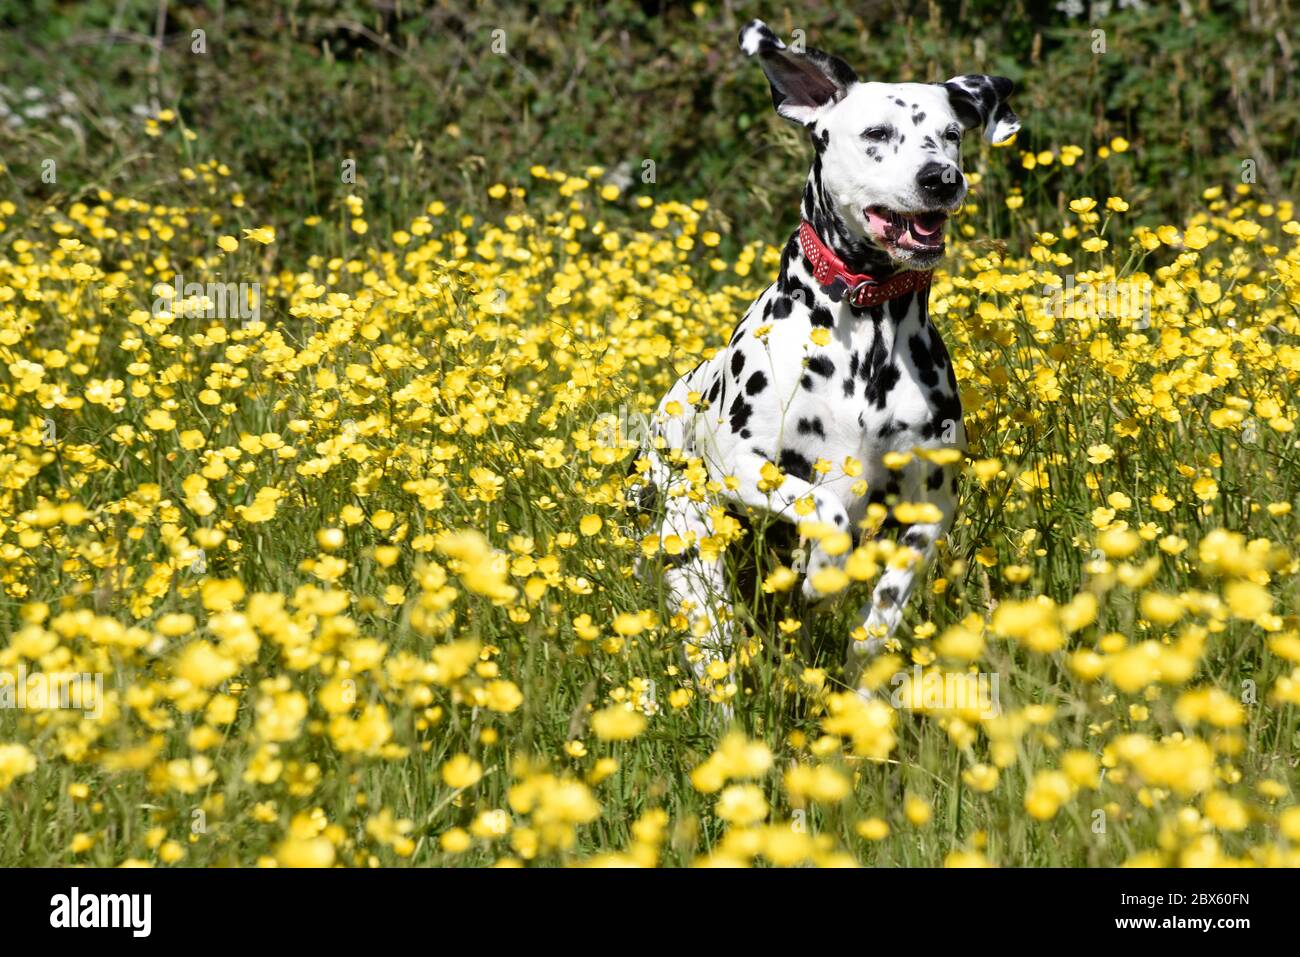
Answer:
0;113;1299;867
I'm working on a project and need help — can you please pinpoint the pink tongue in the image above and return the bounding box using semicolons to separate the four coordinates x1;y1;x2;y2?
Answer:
867;210;894;232
911;217;942;236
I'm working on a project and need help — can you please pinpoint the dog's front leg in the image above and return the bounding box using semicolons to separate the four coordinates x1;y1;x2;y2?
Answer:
845;480;957;690
649;480;735;690
723;454;853;600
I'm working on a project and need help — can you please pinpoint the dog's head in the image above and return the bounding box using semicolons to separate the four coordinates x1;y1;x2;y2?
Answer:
740;19;1019;269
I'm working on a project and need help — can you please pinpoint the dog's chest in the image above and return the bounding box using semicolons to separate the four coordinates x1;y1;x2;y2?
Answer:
678;279;963;512
777;299;942;458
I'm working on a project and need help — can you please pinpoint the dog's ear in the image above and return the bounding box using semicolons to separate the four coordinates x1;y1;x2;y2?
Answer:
739;19;857;126
942;75;1020;144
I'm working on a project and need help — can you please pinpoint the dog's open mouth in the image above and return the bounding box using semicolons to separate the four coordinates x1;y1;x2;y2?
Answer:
864;206;948;253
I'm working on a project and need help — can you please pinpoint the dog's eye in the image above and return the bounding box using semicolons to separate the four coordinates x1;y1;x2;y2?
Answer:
862;126;891;142
943;127;962;144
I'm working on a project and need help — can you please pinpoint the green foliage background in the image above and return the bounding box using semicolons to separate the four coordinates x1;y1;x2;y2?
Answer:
1;1;1299;869
2;0;1297;238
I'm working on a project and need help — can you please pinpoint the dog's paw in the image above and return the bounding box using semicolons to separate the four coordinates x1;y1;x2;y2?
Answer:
862;601;903;641
799;545;846;602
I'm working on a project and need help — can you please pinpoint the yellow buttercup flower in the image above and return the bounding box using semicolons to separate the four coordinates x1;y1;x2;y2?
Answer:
441;754;483;789
591;705;647;741
0;745;37;789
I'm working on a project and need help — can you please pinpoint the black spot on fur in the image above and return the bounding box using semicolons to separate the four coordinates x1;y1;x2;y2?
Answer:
731;351;746;378
729;395;752;432
810;304;834;327
778;449;813;482
888;292;913;322
807;355;835;378
745;371;768;396
927;466;945;490
920;393;964;439
909;333;938;388
865;364;901;408
772;296;793;320
780;271;814;303
902;529;929;549
864;338;885;381
928;326;948;367
801;374;815;391
796;417;826;439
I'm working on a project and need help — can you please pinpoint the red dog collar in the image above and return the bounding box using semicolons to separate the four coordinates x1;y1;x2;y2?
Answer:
798;221;932;308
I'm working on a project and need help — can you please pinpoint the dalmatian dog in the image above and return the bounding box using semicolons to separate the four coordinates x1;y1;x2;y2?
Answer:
632;19;1019;695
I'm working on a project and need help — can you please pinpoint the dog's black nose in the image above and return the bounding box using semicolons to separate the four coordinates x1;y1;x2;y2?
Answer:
917;162;963;202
